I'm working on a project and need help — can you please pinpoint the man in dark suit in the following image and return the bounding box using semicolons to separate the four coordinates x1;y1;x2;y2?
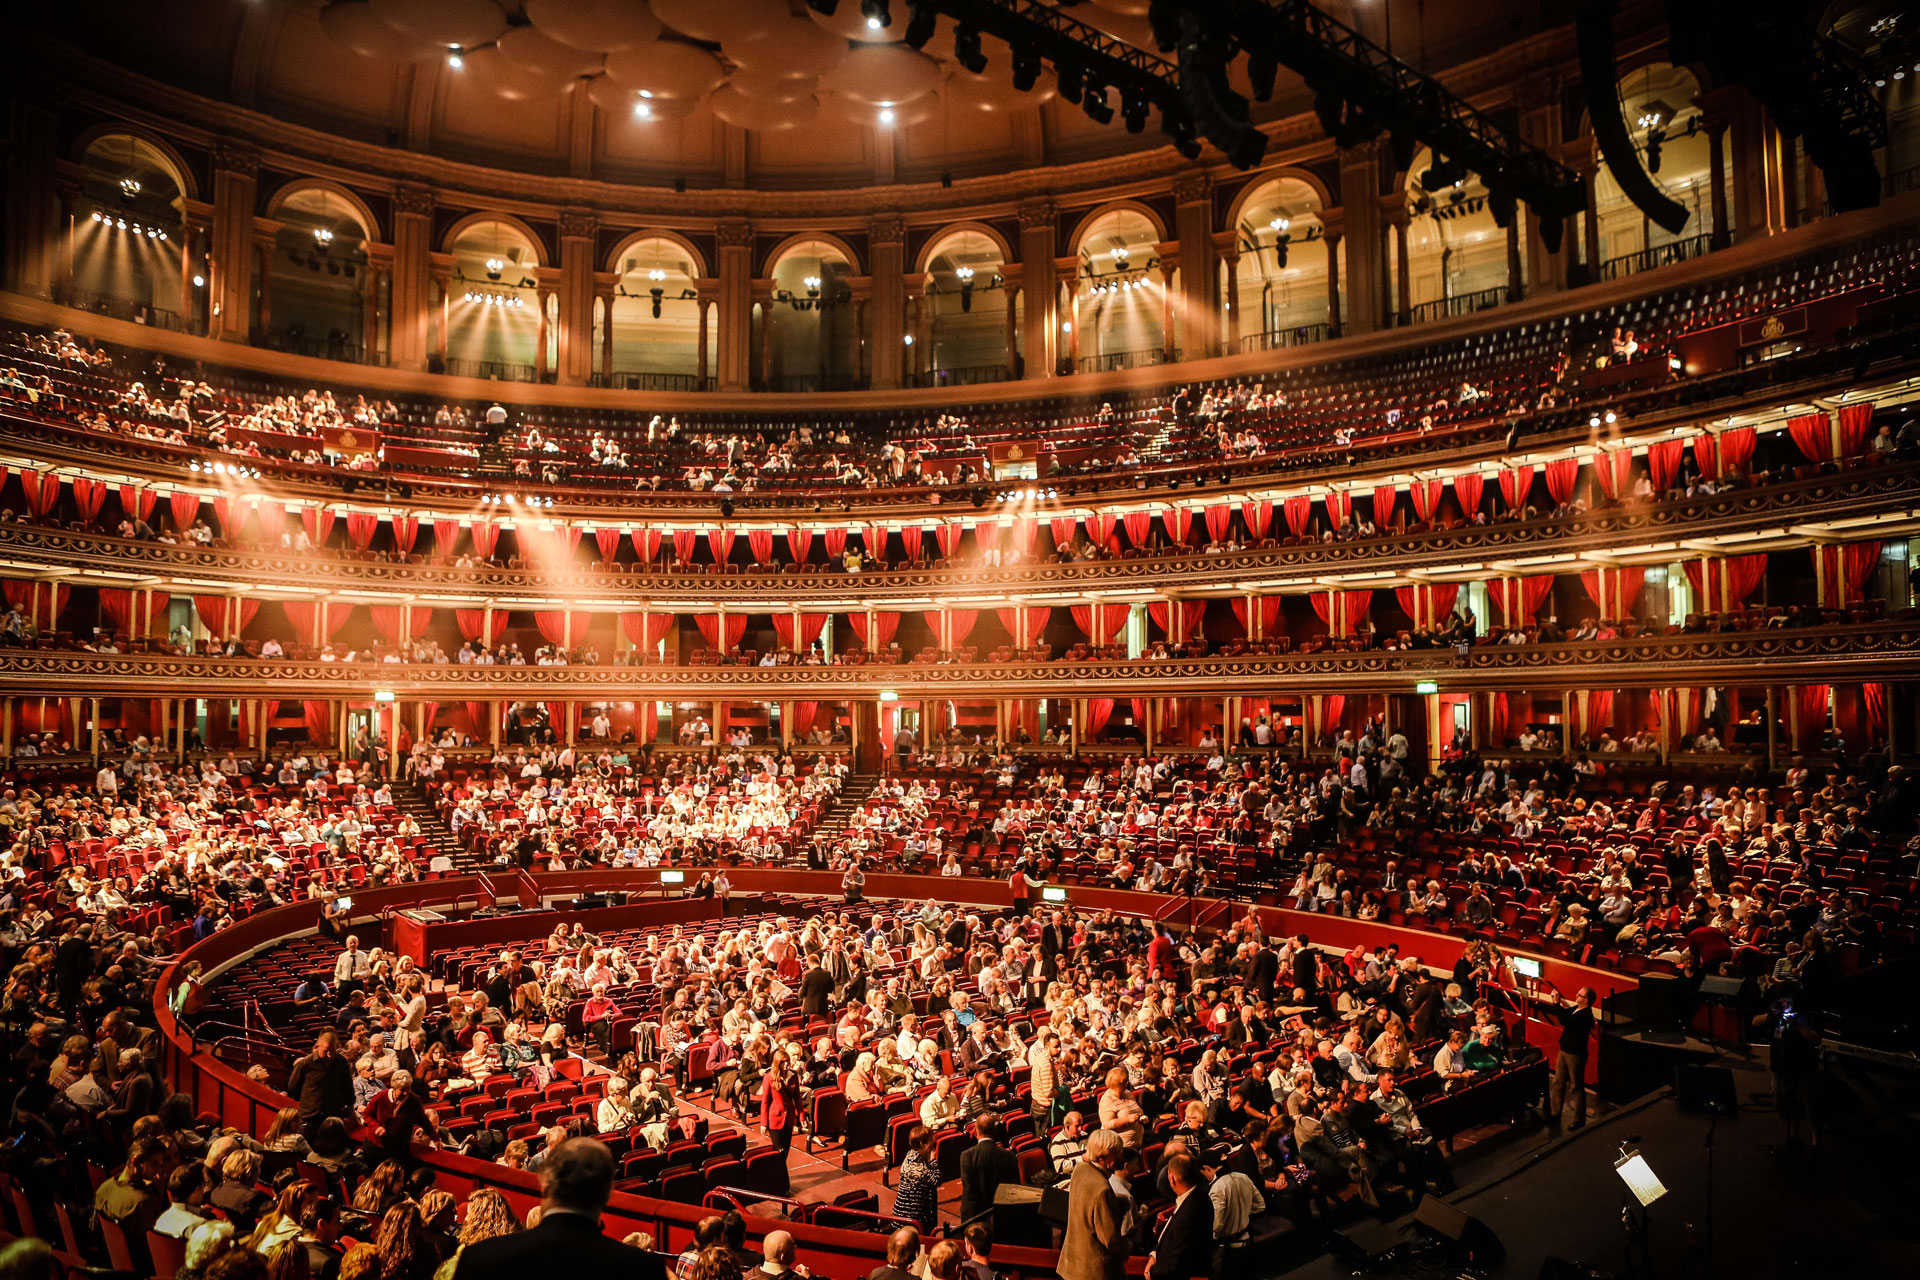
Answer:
1245;941;1279;1004
1289;935;1318;1003
957;1114;1020;1229
1147;1154;1213;1280
453;1138;666;1280
1041;912;1073;979
798;961;834;1016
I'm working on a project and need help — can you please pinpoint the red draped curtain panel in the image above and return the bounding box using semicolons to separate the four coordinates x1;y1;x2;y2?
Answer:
771;612;831;650
822;528;847;560
1592;451;1631;499
594;528;621;562
120;485;158;523
303;701;333;744
1282;496;1311;537
1543;459;1579;505
1838;402;1874;456
169;490;200;532
1684;554;1768;612
1123;511;1154;548
1163;507;1194;545
708;530;736;566
994;607;1051;647
1050;517;1077;552
1787;412;1833;461
1579;567;1644;620
346;513;379;550
1393;583;1460;631
1009;519;1038;558
431;520;460;558
672;530;698;563
1084;699;1115;739
302;508;335;546
631;529;663;563
71;478;106;523
454;609;499;646
1372;485;1396;528
1230;596;1285;638
1146;601;1204;639
1795;685;1831;748
1323;490;1351;528
97;588;133;634
1716;426;1756;477
899;527;923;561
469;521;499;559
1408;481;1442;524
934;524;961;559
1239;502;1272;540
1205;504;1233;543
746;529;774;564
1647;439;1684;491
618;612;675;652
1488;575;1555;627
1499;465;1533;511
789;702;818;738
1453;473;1484;518
390;516;419;554
1085;514;1118;548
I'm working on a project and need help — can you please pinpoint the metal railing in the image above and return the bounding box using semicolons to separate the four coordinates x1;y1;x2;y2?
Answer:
908;363;1012;388
1407;285;1509;325
1599;233;1716;282
763;373;869;393
590;370;714;392
260;331;389;367
443;357;539;383
1237;324;1334;353
1077;347;1179;373
51;286;187;332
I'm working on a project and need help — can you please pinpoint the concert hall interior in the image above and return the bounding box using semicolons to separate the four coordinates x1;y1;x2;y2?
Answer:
1;2;1919;1279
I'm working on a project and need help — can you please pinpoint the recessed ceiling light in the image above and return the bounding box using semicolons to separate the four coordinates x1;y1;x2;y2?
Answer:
634;101;653;118
878;107;896;125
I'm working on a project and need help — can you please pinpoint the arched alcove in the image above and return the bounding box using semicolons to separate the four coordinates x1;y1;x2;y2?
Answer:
262;186;377;361
1069;207;1166;371
1592;63;1718;271
918;228;1011;385
1402;145;1513;320
760;239;858;392
69;133;187;324
1228;175;1333;348
443;219;544;377
605;236;704;389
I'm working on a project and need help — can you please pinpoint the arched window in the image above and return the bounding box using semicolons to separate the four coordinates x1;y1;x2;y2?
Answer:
69;134;187;326
918;229;1011;386
1402;145;1512;321
1593;63;1717;275
1229;176;1332;349
759;239;858;392
263;187;377;362
1069;208;1165;372
605;237;704;390
443;220;543;378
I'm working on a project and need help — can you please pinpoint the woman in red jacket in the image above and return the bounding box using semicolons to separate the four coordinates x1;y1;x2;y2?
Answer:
759;1053;801;1154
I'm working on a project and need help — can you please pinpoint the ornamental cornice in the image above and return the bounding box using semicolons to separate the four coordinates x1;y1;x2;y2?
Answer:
1;624;1912;699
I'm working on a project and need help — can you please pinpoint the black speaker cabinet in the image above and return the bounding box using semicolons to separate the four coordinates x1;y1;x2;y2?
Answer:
1413;1194;1507;1266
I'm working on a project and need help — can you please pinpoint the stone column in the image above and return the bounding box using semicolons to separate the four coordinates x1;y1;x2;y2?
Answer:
868;215;907;389
598;288;615;382
1335;143;1385;333
715;220;754;391
1704;113;1732;249
180;209;211;334
1221;247;1241;350
555;208;597;386
1172;172;1216;356
534;286;552;381
361;260;383;357
1388;207;1412;325
389;184;435;370
431;267;451;365
1002;282;1020;375
696;292;711;386
1322;224;1344;335
253;234;274;337
207;141;259;344
1726;91;1788;241
1016;200;1056;379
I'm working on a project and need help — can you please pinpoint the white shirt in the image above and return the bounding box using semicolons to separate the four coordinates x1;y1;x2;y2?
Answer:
1209;1170;1265;1238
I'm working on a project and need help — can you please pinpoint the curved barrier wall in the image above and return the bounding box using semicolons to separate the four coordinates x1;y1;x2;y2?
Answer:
155;869;1639;1280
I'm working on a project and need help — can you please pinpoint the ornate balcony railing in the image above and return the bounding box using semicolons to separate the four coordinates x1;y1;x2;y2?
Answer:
2;622;1912;698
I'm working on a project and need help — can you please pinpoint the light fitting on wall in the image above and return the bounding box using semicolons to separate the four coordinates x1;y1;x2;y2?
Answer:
485;257;505;281
877;106;896;126
313;227;335;247
447;46;464;69
118;177;141;202
464;291;524;307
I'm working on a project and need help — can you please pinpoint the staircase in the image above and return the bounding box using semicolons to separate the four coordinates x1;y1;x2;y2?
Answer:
807;771;881;851
1135;416;1179;462
397;785;476;872
473;435;513;479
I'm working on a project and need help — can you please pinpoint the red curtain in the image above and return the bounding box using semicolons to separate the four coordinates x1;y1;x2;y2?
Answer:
1163;507;1193;545
1069;604;1131;641
71;478;106;523
368;605;426;646
454;609;497;646
1838;403;1874;457
1489;575;1555;626
1204;504;1232;542
1085;514;1117;549
430;520;459;558
390;516;419;554
120;485;158;523
97;588;133;633
822;528;847;560
469;521;499;559
1453;473;1484;517
771;612;830;650
1408;481;1442;523
1543;459;1579;505
1648;439;1684;491
708;530;736;565
1050;517;1077;552
1787;412;1832;462
1685;554;1768;611
618;612;675;651
346;513;379;550
1716;426;1756;477
934;523;961;559
191;595;259;638
1308;590;1372;635
1794;685;1830;748
631;529;662;562
1579;567;1644;619
995;607;1051;646
534;611;592;648
1084;699;1115;738
1323;490;1351;528
1123;511;1153;547
1009;518;1037;558
673;530;698;563
1393;583;1460;630
942;609;978;646
301;508;335;546
1285;497;1312;537
1592;451;1631;499
1146;601;1204;639
1229;596;1284;638
742;529;771;564
789;702;818;737
899;527;923;561
594;528;621;561
1864;682;1888;743
303;701;333;744
169;490;200;531
786;528;813;563
1371;485;1397;528
1499;465;1533;511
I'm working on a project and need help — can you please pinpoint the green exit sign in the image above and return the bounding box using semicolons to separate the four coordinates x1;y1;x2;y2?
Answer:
1415;680;1440;695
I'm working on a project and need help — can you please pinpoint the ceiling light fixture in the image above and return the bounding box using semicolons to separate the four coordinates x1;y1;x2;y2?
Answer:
447;48;464;69
877;106;896;125
313;227;334;246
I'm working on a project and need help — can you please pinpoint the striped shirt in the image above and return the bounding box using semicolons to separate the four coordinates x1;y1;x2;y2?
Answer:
1027;1041;1057;1106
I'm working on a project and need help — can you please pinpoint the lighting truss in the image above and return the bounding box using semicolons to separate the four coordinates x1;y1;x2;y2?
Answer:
1199;0;1586;229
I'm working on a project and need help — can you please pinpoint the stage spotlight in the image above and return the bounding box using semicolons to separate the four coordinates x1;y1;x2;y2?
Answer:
953;25;987;73
1011;45;1041;91
860;0;890;30
804;0;838;13
1056;61;1084;104
902;1;936;49
1082;84;1115;125
1245;53;1277;101
1121;87;1150;133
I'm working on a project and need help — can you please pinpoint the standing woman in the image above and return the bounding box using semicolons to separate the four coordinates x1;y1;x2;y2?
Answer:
759;1051;801;1156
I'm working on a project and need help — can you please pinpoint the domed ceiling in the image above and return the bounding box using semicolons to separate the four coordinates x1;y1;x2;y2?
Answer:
30;0;1558;190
